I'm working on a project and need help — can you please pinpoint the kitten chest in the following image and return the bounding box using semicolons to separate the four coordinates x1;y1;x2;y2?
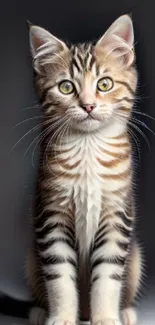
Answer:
73;145;102;256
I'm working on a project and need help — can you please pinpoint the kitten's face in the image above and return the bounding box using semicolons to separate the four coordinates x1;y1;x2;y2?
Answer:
30;15;137;134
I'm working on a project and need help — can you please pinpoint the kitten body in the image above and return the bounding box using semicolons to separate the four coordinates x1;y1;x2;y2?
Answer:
27;15;143;325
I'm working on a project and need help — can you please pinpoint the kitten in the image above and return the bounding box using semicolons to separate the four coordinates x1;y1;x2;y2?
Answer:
27;15;143;325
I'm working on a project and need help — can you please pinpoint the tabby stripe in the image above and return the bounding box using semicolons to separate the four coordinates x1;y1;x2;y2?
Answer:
74;77;81;88
70;274;77;283
102;149;130;159
101;168;130;180
116;211;133;228
38;237;74;251
72;58;81;73
99;215;111;227
97;152;129;168
94;230;109;245
69;64;74;78
110;273;122;281
40;87;52;103
84;51;90;67
116;81;135;96
77;53;84;68
95;63;100;76
52;159;81;170
51;145;76;154
106;132;127;140
36;224;59;239
89;55;95;70
43;102;59;111
95;224;109;240
104;141;129;148
115;223;131;238
52;146;81;163
35;212;54;229
118;107;130;113
117;241;129;251
36;222;75;242
115;97;134;103
35;207;59;219
65;225;75;240
93;238;108;251
44;273;61;281
41;255;77;267
92;274;100;283
91;256;125;270
55;171;80;180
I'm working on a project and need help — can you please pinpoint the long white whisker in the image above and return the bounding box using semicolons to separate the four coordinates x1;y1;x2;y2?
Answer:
20;104;40;112
31;116;69;166
112;115;141;162
132;109;155;122
117;114;150;150
44;117;71;176
14;116;43;128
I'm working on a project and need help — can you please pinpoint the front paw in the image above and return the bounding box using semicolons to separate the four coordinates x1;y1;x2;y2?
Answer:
93;320;122;325
45;318;76;325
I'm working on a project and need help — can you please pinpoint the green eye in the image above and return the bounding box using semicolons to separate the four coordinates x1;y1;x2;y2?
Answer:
59;80;74;94
97;77;113;92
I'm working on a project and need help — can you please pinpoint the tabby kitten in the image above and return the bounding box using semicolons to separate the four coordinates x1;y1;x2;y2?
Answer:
28;15;143;325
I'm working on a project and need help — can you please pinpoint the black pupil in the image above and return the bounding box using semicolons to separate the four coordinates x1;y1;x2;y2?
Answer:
65;82;71;91
103;80;108;87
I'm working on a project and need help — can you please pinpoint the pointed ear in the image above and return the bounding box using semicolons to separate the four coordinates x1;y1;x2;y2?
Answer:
95;15;135;67
29;24;68;59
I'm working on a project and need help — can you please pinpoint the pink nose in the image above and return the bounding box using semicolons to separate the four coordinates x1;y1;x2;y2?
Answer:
81;104;96;113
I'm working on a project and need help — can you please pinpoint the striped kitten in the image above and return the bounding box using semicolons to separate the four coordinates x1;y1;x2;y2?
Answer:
28;15;143;325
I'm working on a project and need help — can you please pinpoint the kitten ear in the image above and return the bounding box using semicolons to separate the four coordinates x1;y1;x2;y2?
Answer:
96;15;135;66
29;24;67;58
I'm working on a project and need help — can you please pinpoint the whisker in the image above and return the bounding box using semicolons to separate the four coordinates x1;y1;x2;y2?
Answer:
44;117;71;176
14;116;43;128
31;125;56;167
24;124;51;159
10;123;44;153
128;121;150;150
118;111;155;141
132;109;155;122
130;117;155;137
31;115;68;166
127;128;141;163
116;113;150;150
112;115;141;162
10;116;61;153
20;103;40;112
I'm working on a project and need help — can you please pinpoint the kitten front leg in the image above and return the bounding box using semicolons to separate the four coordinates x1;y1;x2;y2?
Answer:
35;210;78;325
90;211;133;325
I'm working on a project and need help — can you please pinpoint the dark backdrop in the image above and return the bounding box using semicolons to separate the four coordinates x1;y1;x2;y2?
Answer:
0;0;155;312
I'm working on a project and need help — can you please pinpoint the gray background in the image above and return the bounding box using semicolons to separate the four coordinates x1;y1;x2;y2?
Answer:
0;0;155;322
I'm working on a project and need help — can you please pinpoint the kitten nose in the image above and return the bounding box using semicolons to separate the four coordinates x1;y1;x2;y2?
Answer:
81;104;96;113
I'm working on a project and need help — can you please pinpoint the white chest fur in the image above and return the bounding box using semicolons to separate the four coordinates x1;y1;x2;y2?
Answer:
53;125;129;258
73;140;102;257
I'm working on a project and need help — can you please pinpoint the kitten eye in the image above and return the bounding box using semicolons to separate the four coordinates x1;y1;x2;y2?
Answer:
59;80;74;94
97;77;113;92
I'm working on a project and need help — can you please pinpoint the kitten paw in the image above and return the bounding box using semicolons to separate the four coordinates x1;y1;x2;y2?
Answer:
45;319;76;325
121;307;137;325
93;319;122;325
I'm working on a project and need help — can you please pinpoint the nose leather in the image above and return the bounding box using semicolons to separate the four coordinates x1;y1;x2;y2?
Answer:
81;104;96;113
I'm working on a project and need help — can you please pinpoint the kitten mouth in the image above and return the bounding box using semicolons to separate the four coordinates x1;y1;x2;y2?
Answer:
84;115;94;120
75;114;102;125
81;115;96;121
82;114;103;123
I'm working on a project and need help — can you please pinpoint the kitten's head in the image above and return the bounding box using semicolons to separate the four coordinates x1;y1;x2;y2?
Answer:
29;15;137;134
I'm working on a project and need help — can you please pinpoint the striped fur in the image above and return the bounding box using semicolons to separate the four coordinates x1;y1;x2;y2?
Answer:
28;15;143;325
